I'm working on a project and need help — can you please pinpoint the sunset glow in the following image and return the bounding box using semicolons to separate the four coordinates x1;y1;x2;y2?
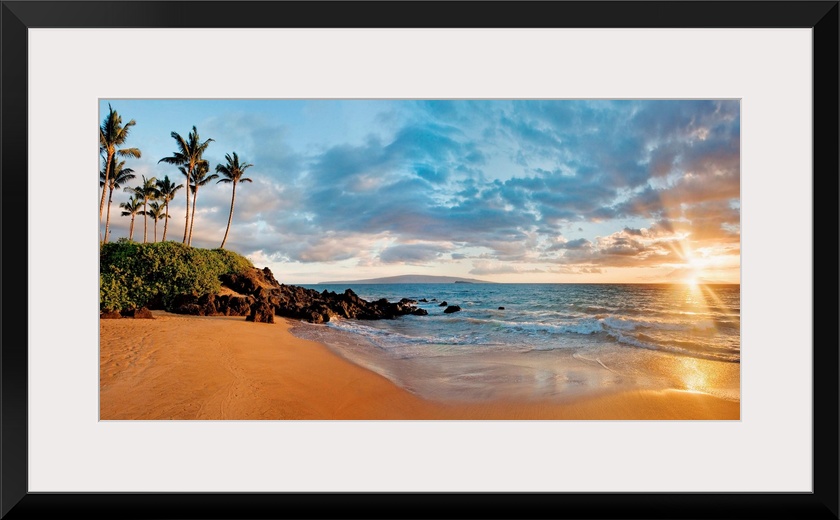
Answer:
99;99;740;285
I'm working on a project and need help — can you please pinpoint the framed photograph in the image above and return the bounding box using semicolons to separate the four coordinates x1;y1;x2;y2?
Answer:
4;1;837;518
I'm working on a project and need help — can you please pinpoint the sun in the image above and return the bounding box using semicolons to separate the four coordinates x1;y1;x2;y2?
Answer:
682;255;705;286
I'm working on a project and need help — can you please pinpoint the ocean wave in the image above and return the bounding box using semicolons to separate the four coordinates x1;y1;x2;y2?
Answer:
607;330;740;363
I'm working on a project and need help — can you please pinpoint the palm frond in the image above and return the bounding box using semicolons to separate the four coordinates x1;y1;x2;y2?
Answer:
114;119;136;145
119;196;144;215
158;153;188;165
197;173;219;187
156;176;185;200
215;151;255;183
117;147;142;159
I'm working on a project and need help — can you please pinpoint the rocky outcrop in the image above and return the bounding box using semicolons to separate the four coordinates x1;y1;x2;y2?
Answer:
443;305;462;314
99;307;156;319
164;266;428;324
130;307;155;319
246;300;275;323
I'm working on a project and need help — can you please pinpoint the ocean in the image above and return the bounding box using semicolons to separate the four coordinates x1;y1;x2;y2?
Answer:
290;283;741;404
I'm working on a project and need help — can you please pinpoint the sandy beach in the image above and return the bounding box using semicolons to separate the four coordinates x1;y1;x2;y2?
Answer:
100;311;739;420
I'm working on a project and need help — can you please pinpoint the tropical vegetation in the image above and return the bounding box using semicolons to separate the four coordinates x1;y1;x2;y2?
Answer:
186;161;218;246
100;160;135;244
216;152;253;249
99;241;253;313
126;175;159;244
99;106;260;312
99;108;256;249
119;196;144;242
155;175;183;242
158;126;214;244
99;105;141;231
146;201;168;243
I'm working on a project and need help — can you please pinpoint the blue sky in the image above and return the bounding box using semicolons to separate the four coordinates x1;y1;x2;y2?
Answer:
99;99;740;284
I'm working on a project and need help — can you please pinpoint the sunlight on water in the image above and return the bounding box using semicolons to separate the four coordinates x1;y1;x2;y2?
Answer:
678;357;709;392
293;283;740;403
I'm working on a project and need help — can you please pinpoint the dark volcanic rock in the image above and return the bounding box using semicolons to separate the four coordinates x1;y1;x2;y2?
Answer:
178;304;204;316
419;298;428;302
498;306;505;310
215;295;253;316
197;294;218;316
260;266;280;286
171;293;200;314
172;293;217;316
120;307;155;320
411;308;429;316
170;266;428;324
132;307;155;319
247;300;275;323
438;301;448;307
443;305;461;314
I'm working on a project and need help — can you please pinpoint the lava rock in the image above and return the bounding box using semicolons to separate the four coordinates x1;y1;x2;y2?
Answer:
246;300;275;323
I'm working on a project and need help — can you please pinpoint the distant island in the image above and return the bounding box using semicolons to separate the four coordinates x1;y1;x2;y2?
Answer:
317;274;494;285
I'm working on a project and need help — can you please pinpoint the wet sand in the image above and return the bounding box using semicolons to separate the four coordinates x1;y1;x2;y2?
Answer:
100;311;739;420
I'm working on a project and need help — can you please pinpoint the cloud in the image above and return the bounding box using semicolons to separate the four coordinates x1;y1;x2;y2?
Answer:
559;238;592;250
103;99;740;280
469;260;546;276
378;243;450;264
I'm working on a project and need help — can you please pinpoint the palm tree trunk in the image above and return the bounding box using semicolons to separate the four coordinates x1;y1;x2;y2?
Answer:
182;166;192;244
188;188;198;246
99;152;113;243
104;187;114;244
154;220;158;242
99;152;113;220
220;182;237;249
143;198;149;244
162;201;170;242
129;215;135;241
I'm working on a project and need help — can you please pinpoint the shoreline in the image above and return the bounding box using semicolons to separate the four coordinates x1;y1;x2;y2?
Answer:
100;311;739;420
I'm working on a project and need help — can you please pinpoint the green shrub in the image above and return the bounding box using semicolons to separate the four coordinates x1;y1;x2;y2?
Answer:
99;241;255;312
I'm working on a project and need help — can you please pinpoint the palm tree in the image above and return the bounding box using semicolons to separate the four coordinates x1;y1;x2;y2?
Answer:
155;175;183;242
146;201;168;243
158;126;214;244
99;105;141;225
125;175;158;243
119;196;144;241
187;162;219;246
215;152;254;249
99;160;135;244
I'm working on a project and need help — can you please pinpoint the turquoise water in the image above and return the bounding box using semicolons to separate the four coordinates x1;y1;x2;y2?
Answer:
291;283;740;402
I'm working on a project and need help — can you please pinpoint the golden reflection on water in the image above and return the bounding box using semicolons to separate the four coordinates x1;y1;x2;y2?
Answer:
677;357;709;392
667;355;738;398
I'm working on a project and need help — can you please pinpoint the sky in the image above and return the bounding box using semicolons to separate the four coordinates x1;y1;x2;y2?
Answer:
99;99;740;285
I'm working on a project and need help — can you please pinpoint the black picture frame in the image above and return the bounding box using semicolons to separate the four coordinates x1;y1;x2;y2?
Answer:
2;1;837;519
